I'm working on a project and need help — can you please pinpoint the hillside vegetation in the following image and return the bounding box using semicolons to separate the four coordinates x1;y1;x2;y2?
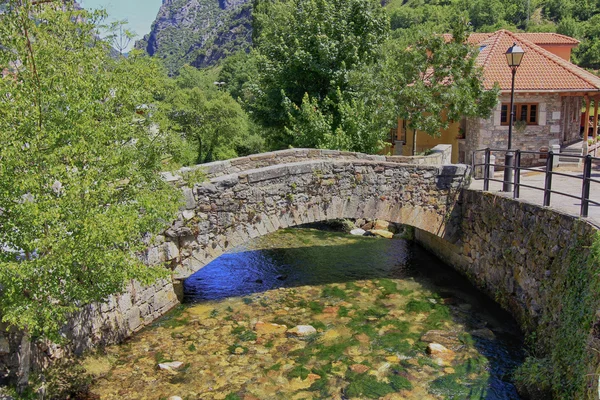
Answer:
385;0;600;69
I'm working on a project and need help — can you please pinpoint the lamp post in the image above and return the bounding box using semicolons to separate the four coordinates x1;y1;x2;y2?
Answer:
503;42;525;192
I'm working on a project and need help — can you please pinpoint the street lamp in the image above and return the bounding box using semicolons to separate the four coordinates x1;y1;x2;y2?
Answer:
503;42;525;192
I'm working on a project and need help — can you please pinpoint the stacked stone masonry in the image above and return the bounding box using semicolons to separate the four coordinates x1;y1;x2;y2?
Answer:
465;94;581;166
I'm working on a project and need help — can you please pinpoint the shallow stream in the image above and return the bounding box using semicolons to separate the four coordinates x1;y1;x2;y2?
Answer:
89;228;523;400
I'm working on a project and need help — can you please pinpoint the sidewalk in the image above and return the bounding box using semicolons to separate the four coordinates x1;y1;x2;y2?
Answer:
468;164;600;227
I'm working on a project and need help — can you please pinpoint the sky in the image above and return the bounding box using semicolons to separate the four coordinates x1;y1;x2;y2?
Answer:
80;0;163;51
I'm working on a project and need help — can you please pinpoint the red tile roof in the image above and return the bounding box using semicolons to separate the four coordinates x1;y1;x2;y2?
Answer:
473;30;600;92
444;32;580;46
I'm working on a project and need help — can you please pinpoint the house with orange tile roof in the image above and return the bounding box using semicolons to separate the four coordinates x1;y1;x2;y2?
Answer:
393;30;600;165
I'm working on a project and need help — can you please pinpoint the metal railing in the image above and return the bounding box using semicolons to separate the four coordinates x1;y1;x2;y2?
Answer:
472;148;600;218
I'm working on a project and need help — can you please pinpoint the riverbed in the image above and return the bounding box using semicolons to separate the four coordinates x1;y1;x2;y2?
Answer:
88;227;523;399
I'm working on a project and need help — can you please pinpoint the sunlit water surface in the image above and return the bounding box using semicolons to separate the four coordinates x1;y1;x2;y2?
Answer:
90;228;523;400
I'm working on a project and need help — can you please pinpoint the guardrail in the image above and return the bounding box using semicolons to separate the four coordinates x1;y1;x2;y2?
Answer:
472;148;600;218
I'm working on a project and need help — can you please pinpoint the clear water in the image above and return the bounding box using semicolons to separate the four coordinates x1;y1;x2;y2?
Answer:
90;228;523;400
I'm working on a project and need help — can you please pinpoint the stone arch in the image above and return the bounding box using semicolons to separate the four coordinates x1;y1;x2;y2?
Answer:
149;156;470;280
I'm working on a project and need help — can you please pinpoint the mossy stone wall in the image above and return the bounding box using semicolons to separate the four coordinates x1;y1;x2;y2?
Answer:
416;189;600;399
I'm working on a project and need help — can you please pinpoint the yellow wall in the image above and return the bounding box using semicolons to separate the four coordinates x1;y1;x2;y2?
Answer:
398;121;460;163
538;45;573;61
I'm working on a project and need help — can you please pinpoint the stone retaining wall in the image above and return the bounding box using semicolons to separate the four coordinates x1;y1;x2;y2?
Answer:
416;189;597;326
0;280;178;379
415;189;600;397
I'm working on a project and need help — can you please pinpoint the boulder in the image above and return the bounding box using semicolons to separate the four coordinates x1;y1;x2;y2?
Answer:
287;325;317;337
254;321;287;334
470;328;496;341
427;343;455;366
361;221;374;231
420;330;461;349
374;220;389;231
370;229;394;239
350;228;366;236
350;364;370;374
158;361;184;371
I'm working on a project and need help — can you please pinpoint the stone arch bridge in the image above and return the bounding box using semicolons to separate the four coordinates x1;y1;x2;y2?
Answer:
151;145;467;280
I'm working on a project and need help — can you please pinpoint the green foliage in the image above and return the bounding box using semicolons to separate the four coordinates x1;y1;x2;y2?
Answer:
386;0;600;70
0;1;181;341
373;21;499;155
513;233;600;399
250;0;391;152
162;66;253;164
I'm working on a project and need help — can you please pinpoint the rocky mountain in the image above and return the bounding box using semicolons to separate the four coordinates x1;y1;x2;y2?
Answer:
136;0;252;74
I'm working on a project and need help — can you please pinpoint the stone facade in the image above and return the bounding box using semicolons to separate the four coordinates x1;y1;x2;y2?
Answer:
464;94;582;166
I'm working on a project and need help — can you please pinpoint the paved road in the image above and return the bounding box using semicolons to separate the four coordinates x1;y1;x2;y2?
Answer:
468;164;600;227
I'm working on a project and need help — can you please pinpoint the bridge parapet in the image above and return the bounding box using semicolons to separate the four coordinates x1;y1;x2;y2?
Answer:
162;145;453;184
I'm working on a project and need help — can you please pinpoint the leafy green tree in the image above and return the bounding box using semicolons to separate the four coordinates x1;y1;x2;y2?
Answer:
251;0;390;150
165;66;253;163
574;14;600;69
376;23;499;155
0;0;180;388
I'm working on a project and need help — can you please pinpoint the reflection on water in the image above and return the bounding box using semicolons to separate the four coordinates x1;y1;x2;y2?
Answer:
184;231;412;302
90;228;523;400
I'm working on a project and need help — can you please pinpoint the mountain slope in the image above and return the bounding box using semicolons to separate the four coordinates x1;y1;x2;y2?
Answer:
136;0;252;74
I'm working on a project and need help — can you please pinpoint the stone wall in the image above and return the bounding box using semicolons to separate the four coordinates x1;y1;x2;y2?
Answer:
415;188;600;397
153;157;468;279
415;189;596;326
0;281;178;379
465;94;582;166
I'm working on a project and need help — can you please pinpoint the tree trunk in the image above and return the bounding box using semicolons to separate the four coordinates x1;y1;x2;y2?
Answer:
196;136;203;165
17;332;31;393
412;129;417;156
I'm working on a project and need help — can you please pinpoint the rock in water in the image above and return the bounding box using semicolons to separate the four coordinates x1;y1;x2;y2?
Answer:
158;361;184;371
287;325;317;337
350;228;366;236
420;330;461;349
374;219;390;231
369;229;394;239
427;343;455;366
254;321;287;334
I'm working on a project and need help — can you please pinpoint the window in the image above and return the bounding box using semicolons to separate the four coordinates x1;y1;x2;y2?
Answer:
500;103;538;125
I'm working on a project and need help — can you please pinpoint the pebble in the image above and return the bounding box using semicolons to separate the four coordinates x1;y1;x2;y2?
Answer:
287;325;317;337
158;361;184;371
